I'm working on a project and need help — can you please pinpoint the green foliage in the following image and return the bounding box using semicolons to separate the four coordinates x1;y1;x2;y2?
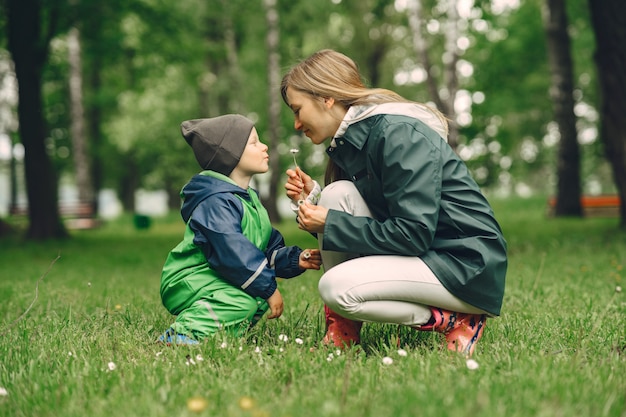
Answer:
0;197;624;417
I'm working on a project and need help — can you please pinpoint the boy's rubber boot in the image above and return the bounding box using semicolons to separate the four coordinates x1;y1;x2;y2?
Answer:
418;307;486;357
321;305;362;348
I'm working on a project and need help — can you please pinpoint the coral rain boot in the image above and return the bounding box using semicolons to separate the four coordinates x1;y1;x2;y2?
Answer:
321;305;362;348
419;307;487;357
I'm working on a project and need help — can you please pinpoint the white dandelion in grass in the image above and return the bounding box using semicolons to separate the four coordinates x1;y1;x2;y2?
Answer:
397;349;408;357
186;355;196;366
254;346;261;353
616;286;622;293
195;354;204;362
107;361;116;371
0;387;7;396
382;357;393;365
278;334;288;342
295;338;304;345
466;359;479;370
220;342;228;349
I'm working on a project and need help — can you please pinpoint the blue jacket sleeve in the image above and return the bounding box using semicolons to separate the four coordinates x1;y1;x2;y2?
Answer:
265;228;304;279
188;196;278;300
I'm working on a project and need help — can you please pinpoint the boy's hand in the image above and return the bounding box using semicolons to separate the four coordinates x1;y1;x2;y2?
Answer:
299;249;322;270
266;289;284;319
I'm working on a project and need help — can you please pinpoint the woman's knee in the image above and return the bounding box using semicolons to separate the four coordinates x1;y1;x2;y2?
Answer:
319;181;371;217
318;268;355;314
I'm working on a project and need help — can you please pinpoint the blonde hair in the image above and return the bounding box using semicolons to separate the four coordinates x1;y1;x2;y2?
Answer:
281;49;448;184
281;49;446;119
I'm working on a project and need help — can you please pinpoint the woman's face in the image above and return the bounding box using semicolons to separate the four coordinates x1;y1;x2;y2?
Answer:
285;88;345;145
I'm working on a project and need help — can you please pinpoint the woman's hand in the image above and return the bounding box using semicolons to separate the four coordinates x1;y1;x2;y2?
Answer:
285;167;314;204
299;248;322;270
266;289;284;319
297;201;328;234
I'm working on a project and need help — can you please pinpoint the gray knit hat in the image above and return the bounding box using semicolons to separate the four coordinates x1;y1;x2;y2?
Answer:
181;115;255;175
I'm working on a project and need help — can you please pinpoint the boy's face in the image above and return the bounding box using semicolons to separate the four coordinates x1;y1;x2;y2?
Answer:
236;127;269;176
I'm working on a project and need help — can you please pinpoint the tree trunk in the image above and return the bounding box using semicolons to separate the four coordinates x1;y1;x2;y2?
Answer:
407;0;459;149
262;0;281;223
543;0;582;216
588;0;626;227
68;27;95;206
6;0;67;239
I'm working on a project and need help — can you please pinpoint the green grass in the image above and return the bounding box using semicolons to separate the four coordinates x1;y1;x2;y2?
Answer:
1;197;625;417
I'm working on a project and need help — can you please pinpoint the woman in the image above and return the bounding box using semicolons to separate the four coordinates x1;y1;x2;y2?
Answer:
281;49;507;357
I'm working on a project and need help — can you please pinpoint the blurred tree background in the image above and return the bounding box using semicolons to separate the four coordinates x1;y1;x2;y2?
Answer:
0;0;622;239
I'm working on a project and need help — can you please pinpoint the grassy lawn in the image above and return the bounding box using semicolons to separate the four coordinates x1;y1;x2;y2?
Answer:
0;197;624;417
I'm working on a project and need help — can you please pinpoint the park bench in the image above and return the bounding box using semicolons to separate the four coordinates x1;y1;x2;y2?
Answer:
547;195;621;217
9;202;101;230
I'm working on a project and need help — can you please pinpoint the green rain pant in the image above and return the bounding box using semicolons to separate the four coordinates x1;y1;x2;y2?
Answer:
165;277;269;340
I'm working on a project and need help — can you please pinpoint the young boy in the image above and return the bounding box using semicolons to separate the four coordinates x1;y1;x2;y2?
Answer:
158;114;321;345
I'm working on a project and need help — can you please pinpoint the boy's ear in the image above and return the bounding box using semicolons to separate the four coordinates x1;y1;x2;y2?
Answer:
324;97;335;109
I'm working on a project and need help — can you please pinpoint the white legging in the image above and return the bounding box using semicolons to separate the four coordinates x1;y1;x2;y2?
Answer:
317;181;487;326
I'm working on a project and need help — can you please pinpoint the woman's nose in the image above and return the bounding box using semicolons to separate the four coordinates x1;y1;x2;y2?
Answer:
294;119;303;131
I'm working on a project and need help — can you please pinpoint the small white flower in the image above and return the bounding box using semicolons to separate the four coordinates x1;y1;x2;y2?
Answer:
220;342;228;348
327;353;334;360
87;282;91;287
186;357;196;366
382;357;393;365
466;359;479;370
290;148;299;154
295;338;304;345
254;346;261;353
0;387;7;396
195;354;204;362
397;349;408;357
155;351;163;357
239;346;243;351
326;356;333;362
278;334;288;342
335;349;341;356
279;347;284;352
68;351;73;356
616;286;622;293
107;362;116;371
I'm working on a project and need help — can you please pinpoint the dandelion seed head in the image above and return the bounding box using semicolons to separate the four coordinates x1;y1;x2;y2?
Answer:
87;282;91;287
382;357;393;365
107;361;116;371
397;349;408;357
195;354;204;362
290;148;299;154
254;346;261;353
616;285;622;293
295;338;304;345
220;342;228;348
156;351;163;357
278;334;288;342
239;346;243;351
279;347;284;352
466;359;479;370
0;387;7;396
335;349;341;356
326;356;333;362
